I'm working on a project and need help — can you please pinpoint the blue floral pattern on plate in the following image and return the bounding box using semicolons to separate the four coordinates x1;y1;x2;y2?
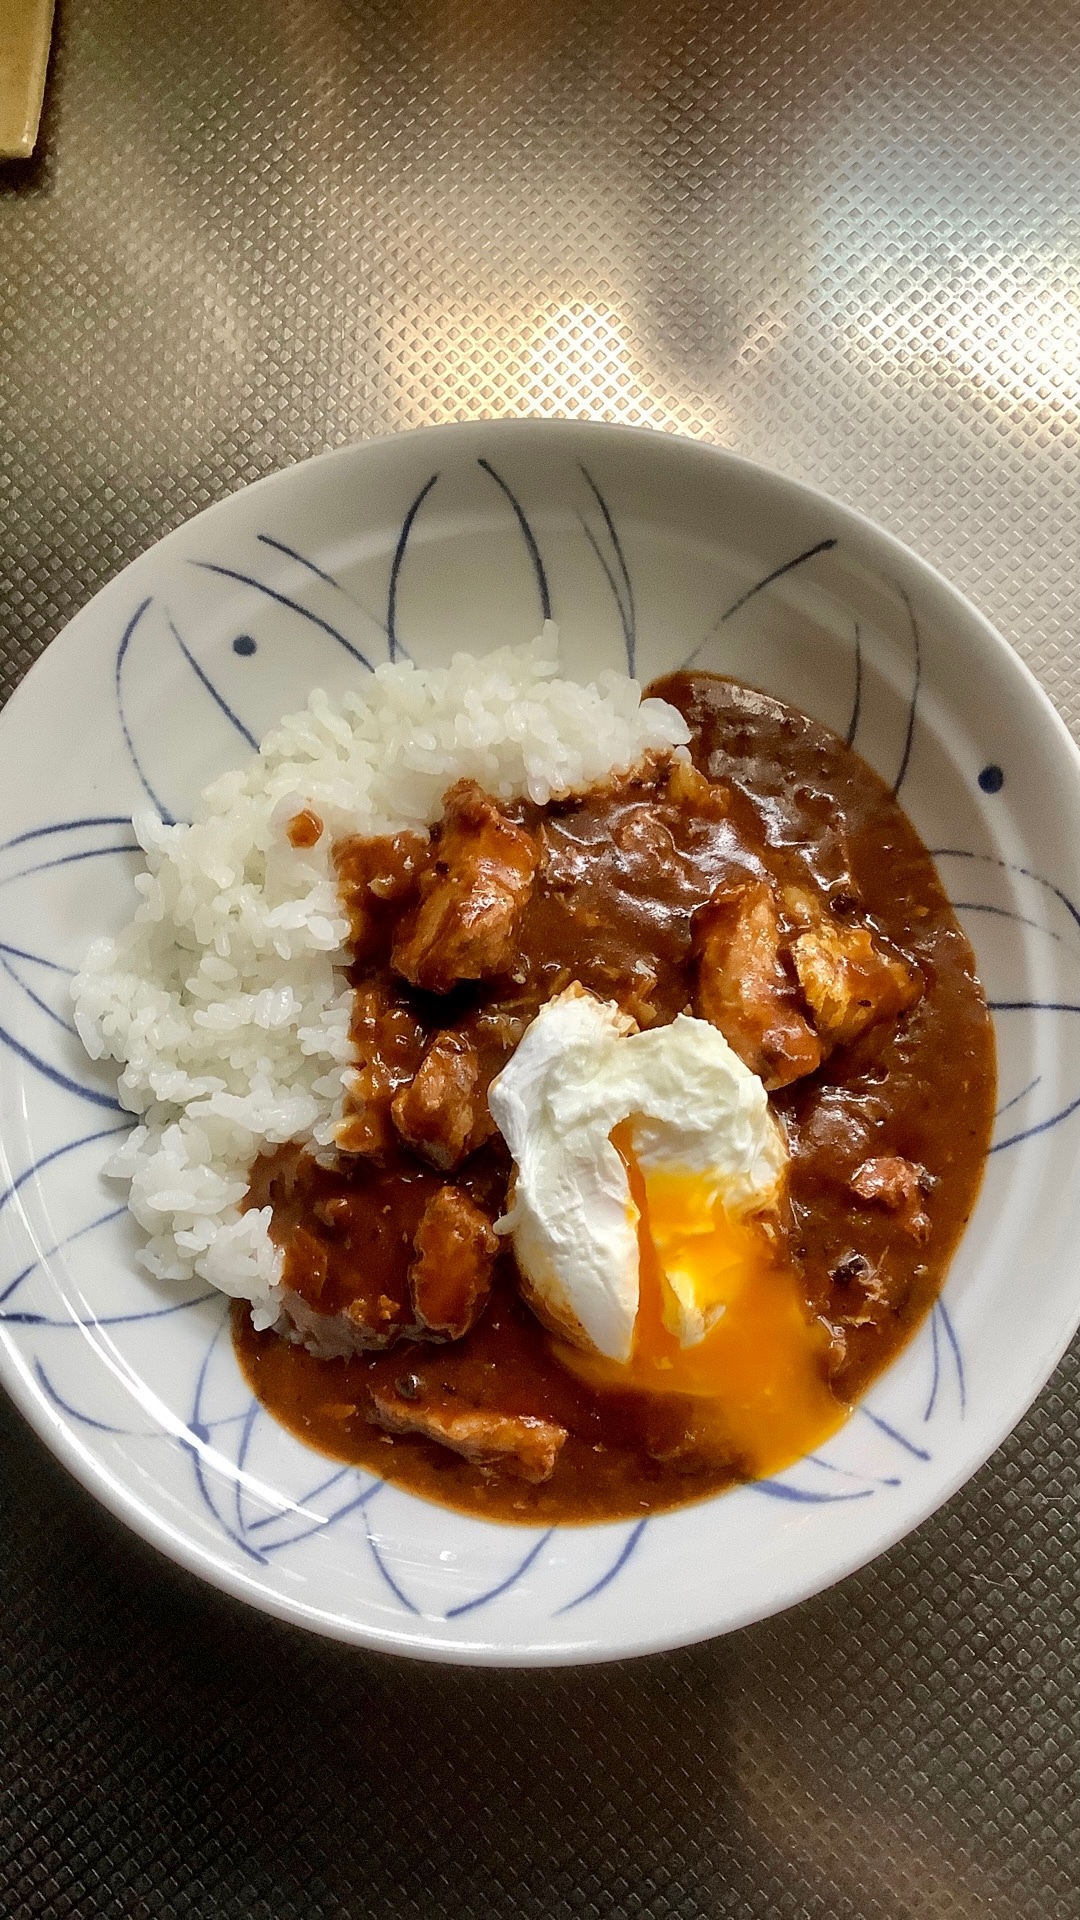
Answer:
1;421;1077;1662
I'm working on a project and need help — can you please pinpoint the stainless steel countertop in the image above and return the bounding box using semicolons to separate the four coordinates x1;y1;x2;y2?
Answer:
1;3;1077;1913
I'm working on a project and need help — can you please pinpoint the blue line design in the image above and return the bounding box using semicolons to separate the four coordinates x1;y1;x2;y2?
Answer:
477;460;551;625
192;1448;267;1564
924;1303;941;1422
994;1074;1041;1119
845;620;862;748
0;1293;218;1328
931;850;1080;943
0;1233;216;1323
167;616;259;751
0;951;76;1033
233;1397;261;1535
951;901;1065;945
249;1482;380;1559
575;523;625;625
254;1484;382;1556
201;1409;260;1434
5;1262;74;1309
256;536;390;638
0;1204;130;1309
364;1510;421;1614
33;1358;135;1434
186;1310;224;1444
0;844;141;889
222;1413;379;1557
0;940;73;976
985;1032;1080;1149
554;1520;648;1615
804;1454;901;1489
115;599;175;822
720;538;838;625
245;1464;351;1531
682;538;839;668
860;1406;931;1461
191;563;373;671
0;817;132;855
892;587;921;796
185;1318;217;1443
184;1312;269;1563
752;1479;874;1504
256;533;341;591
0;1019;121;1110
386;473;439;662
0;1122;131;1218
988;999;1080;1013
938;1300;966;1415
934;872;1080;1149
32;1295;384;1560
444;1528;555;1618
579;464;635;673
577;514;633;663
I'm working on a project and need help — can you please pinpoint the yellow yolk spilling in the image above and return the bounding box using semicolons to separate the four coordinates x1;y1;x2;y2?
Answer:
489;991;848;1481
560;1123;848;1479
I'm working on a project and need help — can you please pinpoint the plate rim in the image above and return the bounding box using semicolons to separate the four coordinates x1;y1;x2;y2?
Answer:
3;415;1080;1665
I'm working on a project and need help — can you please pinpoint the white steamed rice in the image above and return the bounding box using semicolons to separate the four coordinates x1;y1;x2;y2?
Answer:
72;627;690;1328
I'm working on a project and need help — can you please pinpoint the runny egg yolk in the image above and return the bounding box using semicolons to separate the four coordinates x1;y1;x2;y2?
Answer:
562;1122;848;1480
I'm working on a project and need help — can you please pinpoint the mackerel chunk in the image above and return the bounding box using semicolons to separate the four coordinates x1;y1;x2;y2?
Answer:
693;877;823;1089
408;1186;498;1340
391;781;539;993
368;1383;567;1484
274;1180;498;1358
789;905;922;1049
391;1029;495;1171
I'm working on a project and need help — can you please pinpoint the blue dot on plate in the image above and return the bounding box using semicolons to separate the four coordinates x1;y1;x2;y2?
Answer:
233;634;257;657
978;764;1004;794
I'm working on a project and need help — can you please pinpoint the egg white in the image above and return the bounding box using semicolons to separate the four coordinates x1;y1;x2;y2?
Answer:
487;986;788;1363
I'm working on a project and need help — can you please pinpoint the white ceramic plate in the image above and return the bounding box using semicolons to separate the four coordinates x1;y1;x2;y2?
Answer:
2;418;1079;1665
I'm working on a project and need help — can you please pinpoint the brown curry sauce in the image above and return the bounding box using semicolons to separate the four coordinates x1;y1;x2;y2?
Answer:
234;671;996;1524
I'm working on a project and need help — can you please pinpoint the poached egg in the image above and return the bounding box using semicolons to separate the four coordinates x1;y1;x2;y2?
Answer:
488;986;843;1472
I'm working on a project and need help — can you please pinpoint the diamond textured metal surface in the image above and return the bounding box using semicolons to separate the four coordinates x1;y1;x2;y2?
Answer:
1;0;1078;1913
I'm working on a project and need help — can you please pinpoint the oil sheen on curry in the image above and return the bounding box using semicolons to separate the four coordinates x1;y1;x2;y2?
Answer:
234;671;995;1524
